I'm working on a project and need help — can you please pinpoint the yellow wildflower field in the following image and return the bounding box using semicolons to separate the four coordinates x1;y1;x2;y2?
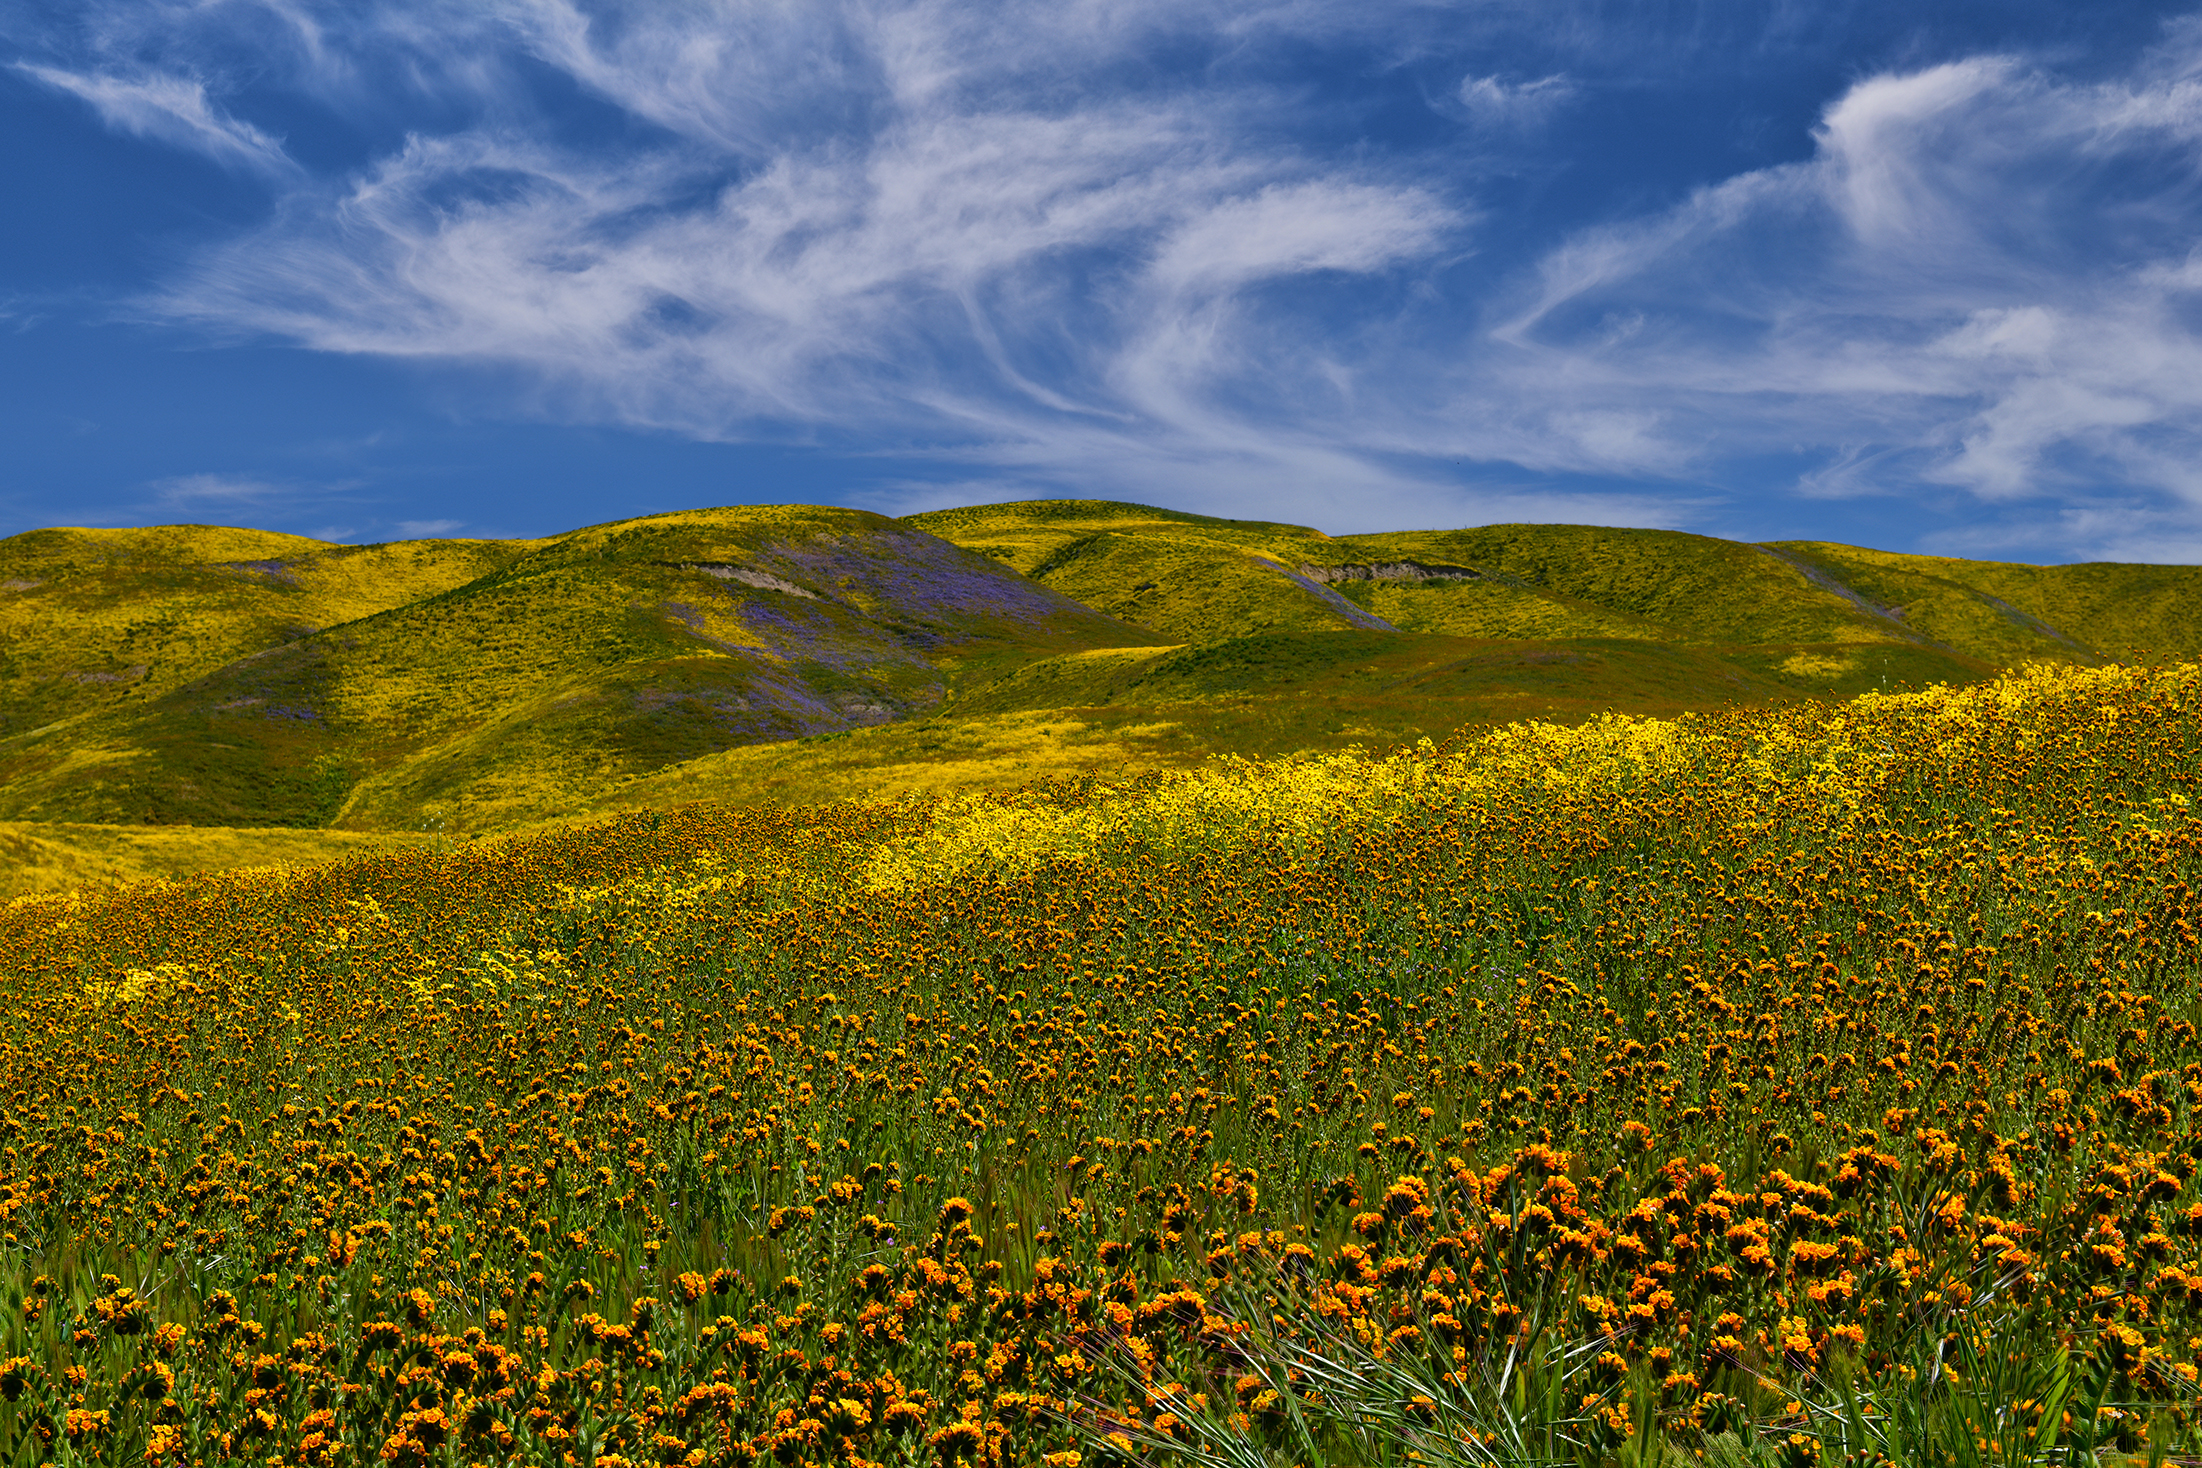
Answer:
1;662;2200;1465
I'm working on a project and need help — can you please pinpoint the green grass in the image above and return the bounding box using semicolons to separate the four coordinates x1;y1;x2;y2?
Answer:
1331;524;1906;645
0;820;426;901
907;500;1361;644
0;527;528;738
1325;574;1671;642
588;633;1851;819
905;496;1336;562
1766;540;2202;661
6;662;2201;1466
0;499;2195;884
910;503;2187;673
0;506;1155;831
1714;640;1999;700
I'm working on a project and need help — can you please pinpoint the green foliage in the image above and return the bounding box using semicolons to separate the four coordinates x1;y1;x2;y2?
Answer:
0;526;528;738
8;666;2202;1463
1766;541;2202;663
0;507;1152;832
2;500;2197;875
917;505;2196;681
0;820;423;900
1326;575;1669;643
1332;525;1897;646
1713;642;1998;701
603;633;1817;821
907;501;1360;645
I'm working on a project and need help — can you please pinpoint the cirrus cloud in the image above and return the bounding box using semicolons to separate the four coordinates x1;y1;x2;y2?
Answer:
1472;35;2202;555
1457;73;1576;128
15;64;296;175
10;0;2202;554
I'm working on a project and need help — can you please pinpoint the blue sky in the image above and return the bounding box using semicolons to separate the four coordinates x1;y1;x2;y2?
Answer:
5;1;2202;561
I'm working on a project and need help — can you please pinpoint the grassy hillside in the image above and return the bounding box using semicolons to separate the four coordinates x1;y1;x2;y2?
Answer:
0;820;424;901
1766;540;2202;662
1330;524;1902;645
585;633;1821;816
0;499;2194;874
908;503;2053;686
905;500;1372;642
914;503;2195;679
0;507;1158;831
909;505;1920;651
0;526;529;738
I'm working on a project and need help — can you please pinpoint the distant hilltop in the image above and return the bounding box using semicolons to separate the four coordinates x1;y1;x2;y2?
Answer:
0;498;2193;835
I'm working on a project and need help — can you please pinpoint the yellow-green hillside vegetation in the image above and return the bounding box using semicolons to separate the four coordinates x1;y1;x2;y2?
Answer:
909;502;1930;648
906;500;1379;642
1;499;2196;887
1763;540;2202;662
910;502;2202;702
580;634;1812;817
908;502;2015;698
0;820;425;901
0;526;527;737
0;506;1155;832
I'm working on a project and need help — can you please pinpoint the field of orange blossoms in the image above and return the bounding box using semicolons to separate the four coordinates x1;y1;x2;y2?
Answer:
3;661;2202;1467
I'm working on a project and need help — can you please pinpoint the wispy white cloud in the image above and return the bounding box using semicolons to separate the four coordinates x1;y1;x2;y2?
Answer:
1469;30;2202;558
14;0;2202;554
1457;73;1576;128
15;64;296;175
393;518;462;537
120;4;1473;522
1145;182;1451;294
148;472;287;506
0;292;50;334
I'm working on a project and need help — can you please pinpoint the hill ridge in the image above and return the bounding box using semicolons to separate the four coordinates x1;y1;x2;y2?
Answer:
0;499;2194;859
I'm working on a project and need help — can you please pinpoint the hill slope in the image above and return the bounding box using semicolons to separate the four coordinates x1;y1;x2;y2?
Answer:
905;501;1376;642
912;502;2199;700
1762;542;2202;663
0;527;526;737
0;507;1158;830
0;820;423;901
1;498;2196;850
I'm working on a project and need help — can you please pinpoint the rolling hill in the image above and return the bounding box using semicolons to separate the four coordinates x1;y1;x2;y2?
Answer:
0;526;526;737
0;506;1156;833
910;501;2202;698
1;496;2197;886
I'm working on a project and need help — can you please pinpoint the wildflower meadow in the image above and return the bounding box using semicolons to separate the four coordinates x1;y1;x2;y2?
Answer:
3;662;2201;1466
